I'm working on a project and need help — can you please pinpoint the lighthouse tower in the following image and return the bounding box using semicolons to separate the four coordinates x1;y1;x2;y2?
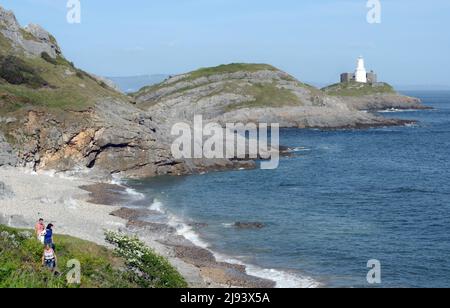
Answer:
355;57;367;83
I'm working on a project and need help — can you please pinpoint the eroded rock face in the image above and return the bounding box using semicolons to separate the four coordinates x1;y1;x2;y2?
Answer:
339;94;426;111
0;132;17;167
2;100;187;178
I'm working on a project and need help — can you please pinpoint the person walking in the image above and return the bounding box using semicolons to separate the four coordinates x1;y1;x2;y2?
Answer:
42;244;57;272
35;218;45;243
44;223;55;250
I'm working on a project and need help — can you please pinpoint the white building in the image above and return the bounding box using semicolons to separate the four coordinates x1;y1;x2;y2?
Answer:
354;57;368;83
340;57;378;84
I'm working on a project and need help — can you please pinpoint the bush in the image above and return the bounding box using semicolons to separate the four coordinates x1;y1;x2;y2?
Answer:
41;52;57;65
0;56;48;88
0;225;141;288
105;231;188;288
76;70;84;79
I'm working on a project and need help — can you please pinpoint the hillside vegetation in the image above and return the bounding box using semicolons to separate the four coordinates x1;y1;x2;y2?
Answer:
322;82;396;97
0;32;124;115
0;225;187;288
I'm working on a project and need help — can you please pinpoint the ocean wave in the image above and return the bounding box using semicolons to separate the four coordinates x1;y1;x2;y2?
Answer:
149;199;165;213
149;199;320;288
378;108;419;113
124;188;146;200
213;251;319;288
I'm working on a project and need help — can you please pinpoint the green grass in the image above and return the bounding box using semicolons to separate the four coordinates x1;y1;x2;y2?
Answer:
224;82;303;112
322;82;396;97
0;31;125;115
0;225;187;288
0;33;13;55
134;63;285;96
185;63;277;81
0;54;124;115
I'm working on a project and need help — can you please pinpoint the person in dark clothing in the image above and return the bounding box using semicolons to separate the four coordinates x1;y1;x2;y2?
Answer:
44;224;55;250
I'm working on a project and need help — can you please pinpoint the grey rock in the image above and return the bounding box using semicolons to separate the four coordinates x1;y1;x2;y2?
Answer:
0;133;18;167
0;181;14;199
234;222;265;229
0;6;61;58
135;68;418;131
339;94;427;111
90;74;123;93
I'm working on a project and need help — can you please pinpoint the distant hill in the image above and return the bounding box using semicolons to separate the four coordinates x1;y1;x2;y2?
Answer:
107;75;170;93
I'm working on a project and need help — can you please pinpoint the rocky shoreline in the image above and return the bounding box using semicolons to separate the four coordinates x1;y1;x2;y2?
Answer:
0;167;281;288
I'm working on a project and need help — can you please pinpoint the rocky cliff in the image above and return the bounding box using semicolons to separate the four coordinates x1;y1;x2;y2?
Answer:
322;82;426;111
0;5;427;178
0;5;183;178
133;64;422;129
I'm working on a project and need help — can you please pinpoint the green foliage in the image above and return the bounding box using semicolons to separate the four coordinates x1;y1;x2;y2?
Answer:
134;63;283;96
186;63;278;81
105;231;188;288
224;82;303;111
0;226;188;288
322;82;396;97
0;55;48;88
41;52;58;65
76;71;84;79
0;225;142;288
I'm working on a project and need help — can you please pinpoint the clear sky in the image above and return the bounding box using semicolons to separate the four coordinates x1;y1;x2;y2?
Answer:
1;0;449;86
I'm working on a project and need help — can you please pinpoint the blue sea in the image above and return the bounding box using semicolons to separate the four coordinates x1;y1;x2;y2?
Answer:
127;91;450;288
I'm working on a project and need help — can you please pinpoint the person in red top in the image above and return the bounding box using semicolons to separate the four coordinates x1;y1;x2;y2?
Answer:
35;218;45;242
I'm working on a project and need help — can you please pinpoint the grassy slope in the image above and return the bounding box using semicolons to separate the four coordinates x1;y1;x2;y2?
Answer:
0;225;136;288
135;63;308;111
0;225;187;288
322;82;396;97
134;63;285;95
0;32;125;116
222;81;303;111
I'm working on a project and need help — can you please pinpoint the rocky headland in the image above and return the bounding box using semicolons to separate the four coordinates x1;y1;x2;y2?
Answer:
0;4;428;177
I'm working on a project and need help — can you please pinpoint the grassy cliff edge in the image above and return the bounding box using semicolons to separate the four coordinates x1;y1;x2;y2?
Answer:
0;225;187;288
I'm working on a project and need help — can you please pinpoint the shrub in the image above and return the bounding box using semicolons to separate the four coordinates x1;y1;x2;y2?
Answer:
41;52;57;65
105;231;188;288
0;225;140;288
0;56;48;88
76;70;84;79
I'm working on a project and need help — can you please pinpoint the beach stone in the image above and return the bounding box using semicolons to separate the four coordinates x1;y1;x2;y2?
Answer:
80;183;127;205
110;207;160;221
0;181;14;199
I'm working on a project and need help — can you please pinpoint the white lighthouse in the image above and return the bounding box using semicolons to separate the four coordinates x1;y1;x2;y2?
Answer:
355;56;368;83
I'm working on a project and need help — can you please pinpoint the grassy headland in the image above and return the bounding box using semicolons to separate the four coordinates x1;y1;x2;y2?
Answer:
322;82;396;97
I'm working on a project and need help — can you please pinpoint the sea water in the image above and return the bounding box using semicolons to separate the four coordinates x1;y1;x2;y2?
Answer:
127;91;450;288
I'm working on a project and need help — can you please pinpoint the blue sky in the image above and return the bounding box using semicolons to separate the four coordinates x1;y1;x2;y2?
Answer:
1;0;449;86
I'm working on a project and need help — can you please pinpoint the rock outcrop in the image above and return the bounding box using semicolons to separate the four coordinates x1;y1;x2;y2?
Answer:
134;64;422;129
0;5;184;178
0;5;427;178
322;82;427;111
0;132;17;167
0;7;61;58
337;94;426;111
